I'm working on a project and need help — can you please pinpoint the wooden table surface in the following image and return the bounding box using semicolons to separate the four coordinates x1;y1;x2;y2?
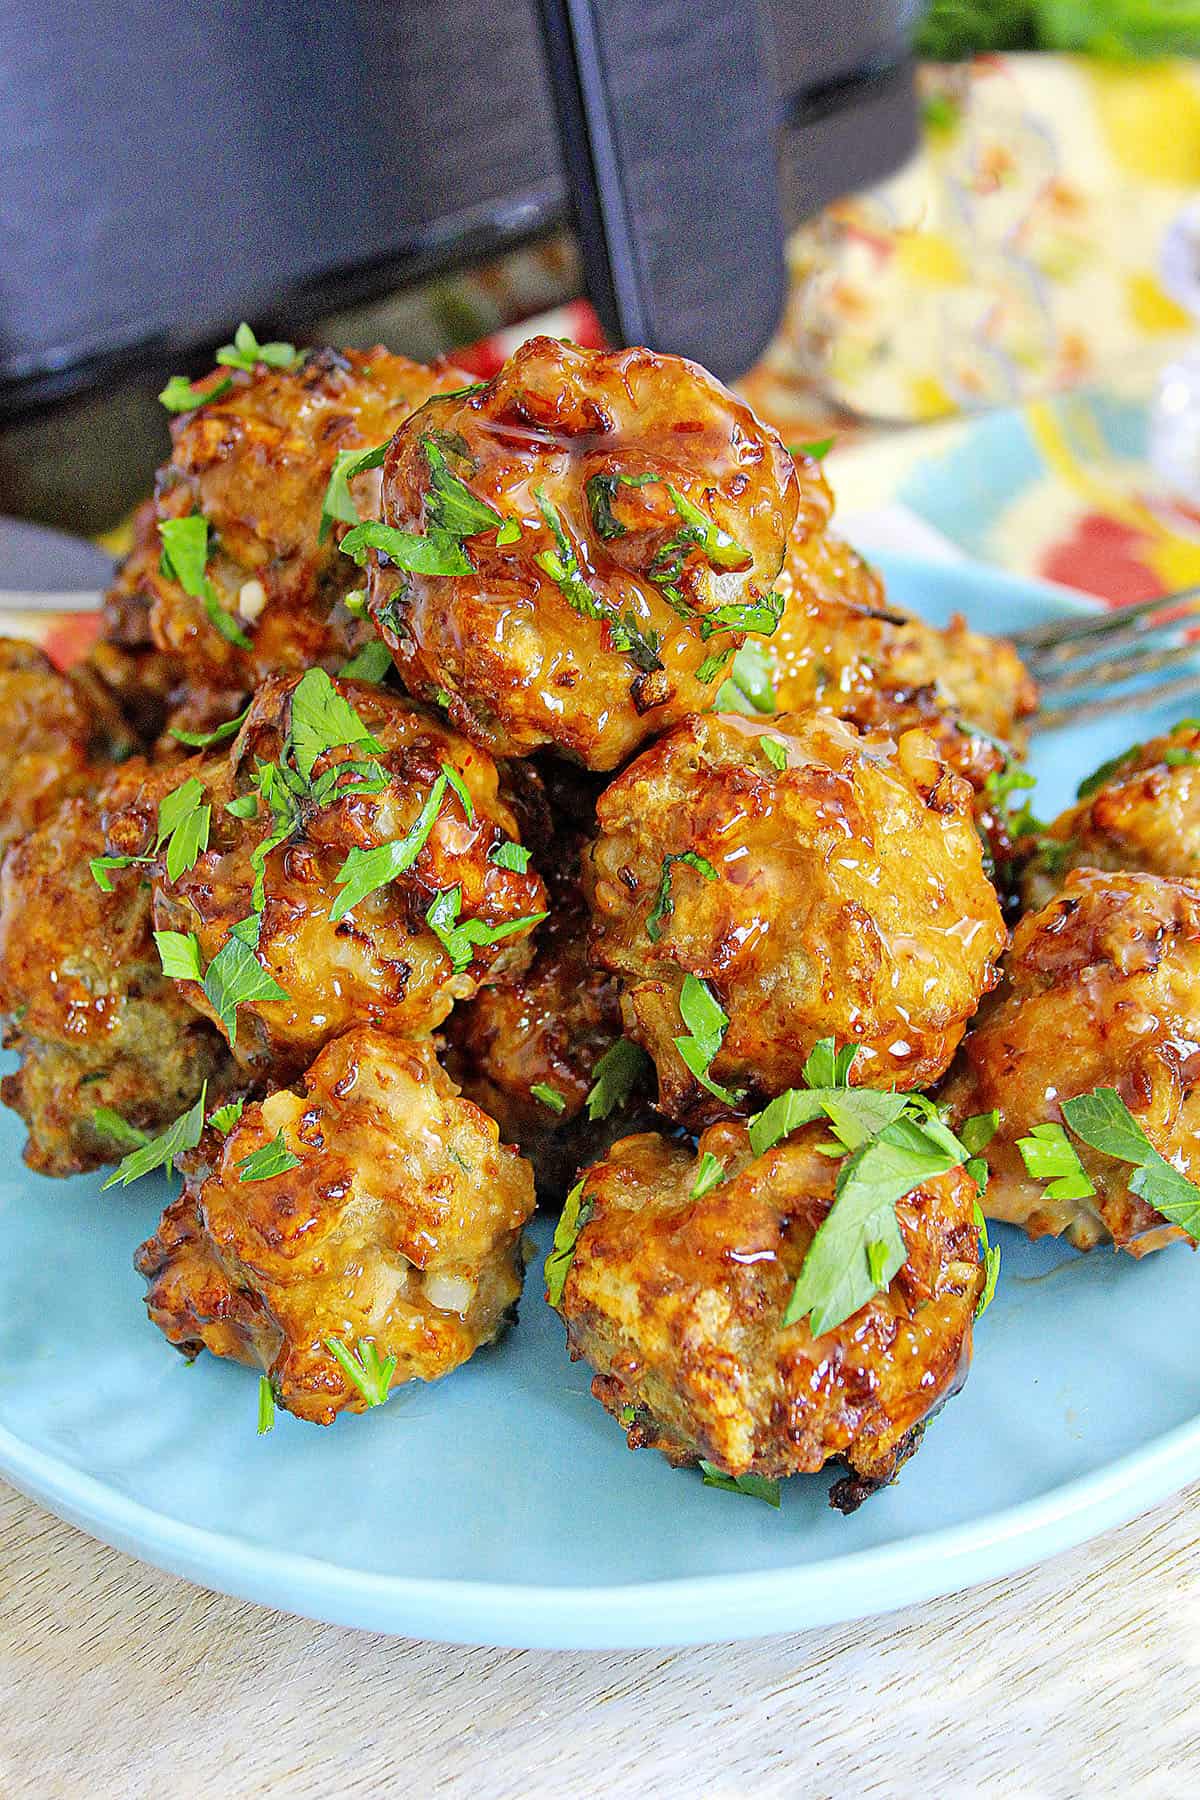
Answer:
3;1476;1199;1797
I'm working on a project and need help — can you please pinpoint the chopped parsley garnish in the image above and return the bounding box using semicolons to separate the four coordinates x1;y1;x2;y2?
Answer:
698;1462;781;1507
531;1083;567;1115
155;776;211;883
803;1038;859;1088
533;487;663;673
646;850;717;943
696;647;735;685
715;639;777;715
208;1099;245;1135
489;839;531;873
495;518;522;546
974;1204;1000;1318
257;1377;276;1435
101;1083;208;1189
698;589;784;640
325;1336;396;1408
89;853;151;893
159;371;234;413
329;773;447;922
585;1038;649;1122
440;760;475;823
422;436;502;538
168;704;250;749
340;519;473;576
425;886;547;973
984;764;1042;837
545;1178;594;1306
318;439;390;542
673;974;743;1105
790;437;834;461
759;735;788;772
960;1109;999;1194
1017;1121;1094;1201
1076;722;1200;799
584;470;656;539
225;793;259;820
215;322;300;372
338;640;393;683
154;930;205;983
1059;1088;1200;1240
158;514;251;649
288;667;384;782
91;1107;150;1151
690;1151;726;1200
202;914;288;1045
236;1131;302;1183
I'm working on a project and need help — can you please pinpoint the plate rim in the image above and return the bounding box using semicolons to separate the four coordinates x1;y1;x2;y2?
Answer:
10;549;1185;1652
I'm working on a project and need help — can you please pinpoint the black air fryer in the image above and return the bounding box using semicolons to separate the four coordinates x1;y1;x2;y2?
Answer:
0;0;919;413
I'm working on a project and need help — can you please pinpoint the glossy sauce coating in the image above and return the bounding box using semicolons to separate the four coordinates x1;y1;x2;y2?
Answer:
586;709;1006;1125
127;675;547;1078
942;868;1200;1254
368;337;799;769
135;1028;535;1424
1023;721;1200;911
551;1122;982;1501
0;761;231;1174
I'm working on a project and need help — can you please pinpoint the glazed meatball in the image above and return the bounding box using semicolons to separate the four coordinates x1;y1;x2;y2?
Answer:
942;869;1200;1255
135;1028;535;1424
0;762;231;1175
110;347;468;706
550;1121;983;1505
443;838;643;1193
586;709;1006;1125
0;637;134;861
122;673;546;1078
1023;720;1200;911
364;336;799;769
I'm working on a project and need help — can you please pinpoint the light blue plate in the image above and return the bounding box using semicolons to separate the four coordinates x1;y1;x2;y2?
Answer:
3;553;1199;1649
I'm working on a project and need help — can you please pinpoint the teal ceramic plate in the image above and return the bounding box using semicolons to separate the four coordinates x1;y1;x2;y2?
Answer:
2;553;1198;1649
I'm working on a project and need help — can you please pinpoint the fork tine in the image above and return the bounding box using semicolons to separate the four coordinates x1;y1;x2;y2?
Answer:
1012;586;1200;652
1023;609;1200;677
1031;668;1200;734
1035;638;1200;702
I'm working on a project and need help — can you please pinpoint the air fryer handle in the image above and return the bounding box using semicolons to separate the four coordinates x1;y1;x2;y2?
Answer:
533;0;788;383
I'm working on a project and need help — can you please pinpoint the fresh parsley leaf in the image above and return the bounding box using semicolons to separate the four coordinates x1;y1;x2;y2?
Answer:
663;484;750;571
759;735;788;772
698;1462;781;1507
155;776;211;882
1077;746;1140;801
820;1090;910;1153
489;839;531;873
1017;1121;1095;1201
691;1151;726;1199
202;918;288;1045
531;1083;567;1114
984;764;1042;838
440;760;475;823
339;639;393;683
158;515;210;598
324;1336;396;1408
585;1038;649;1122
340;520;473;576
974;1202;1000;1318
89;853;151;892
696;647;735;685
203;587;253;650
1061;1088;1200;1241
961;1110;999;1155
1163;746;1200;768
318;439;390;543
257;1376;276;1435
715;639;777;715
545;1178;594;1306
425;885;547;974
329;774;447;922
101;1083;208;1188
91;1106;150;1151
168;704;250;749
236;1130;302;1183
422;436;502;538
287;667;385;782
154;929;205;983
673;974;743;1105
225;793;260;820
803;1039;858;1088
699;590;784;640
495;518;522;546
216;322;300;372
160;371;233;413
533;487;663;673
646;850;718;943
208;1099;245;1135
790;437;834;461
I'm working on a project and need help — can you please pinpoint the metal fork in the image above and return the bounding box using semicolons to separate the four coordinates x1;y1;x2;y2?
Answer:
1015;585;1200;732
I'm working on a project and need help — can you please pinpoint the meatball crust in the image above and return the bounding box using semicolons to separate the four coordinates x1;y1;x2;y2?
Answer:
0;763;231;1175
366;336;799;769
135;1028;535;1424
551;1122;983;1498
126;674;547;1077
121;347;469;700
942;869;1200;1255
586;710;1006;1125
0;637;135;861
1023;721;1200;912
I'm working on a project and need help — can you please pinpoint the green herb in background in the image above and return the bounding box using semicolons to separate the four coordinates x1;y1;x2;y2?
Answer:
914;0;1200;60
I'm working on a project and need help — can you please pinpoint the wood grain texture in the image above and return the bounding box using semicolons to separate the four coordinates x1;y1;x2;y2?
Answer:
3;1479;1200;1797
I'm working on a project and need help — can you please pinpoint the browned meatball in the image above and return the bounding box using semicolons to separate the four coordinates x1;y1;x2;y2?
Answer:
1022;720;1200;911
105;348;468;711
549;1121;983;1504
586;709;1006;1125
0;637;134;861
135;1028;535;1424
116;672;546;1078
942;869;1200;1255
0;761;231;1175
364;336;799;769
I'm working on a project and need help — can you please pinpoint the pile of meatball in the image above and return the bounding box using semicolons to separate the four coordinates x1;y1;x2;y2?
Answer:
1;331;1192;1509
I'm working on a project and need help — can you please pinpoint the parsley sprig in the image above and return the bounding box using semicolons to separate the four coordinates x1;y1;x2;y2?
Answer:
585;1038;649;1121
425;886;547;974
532;488;663;674
545;1178;593;1306
216;322;300;372
673;975;743;1106
646;850;717;943
236;1131;303;1183
158;514;251;650
1059;1089;1200;1239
